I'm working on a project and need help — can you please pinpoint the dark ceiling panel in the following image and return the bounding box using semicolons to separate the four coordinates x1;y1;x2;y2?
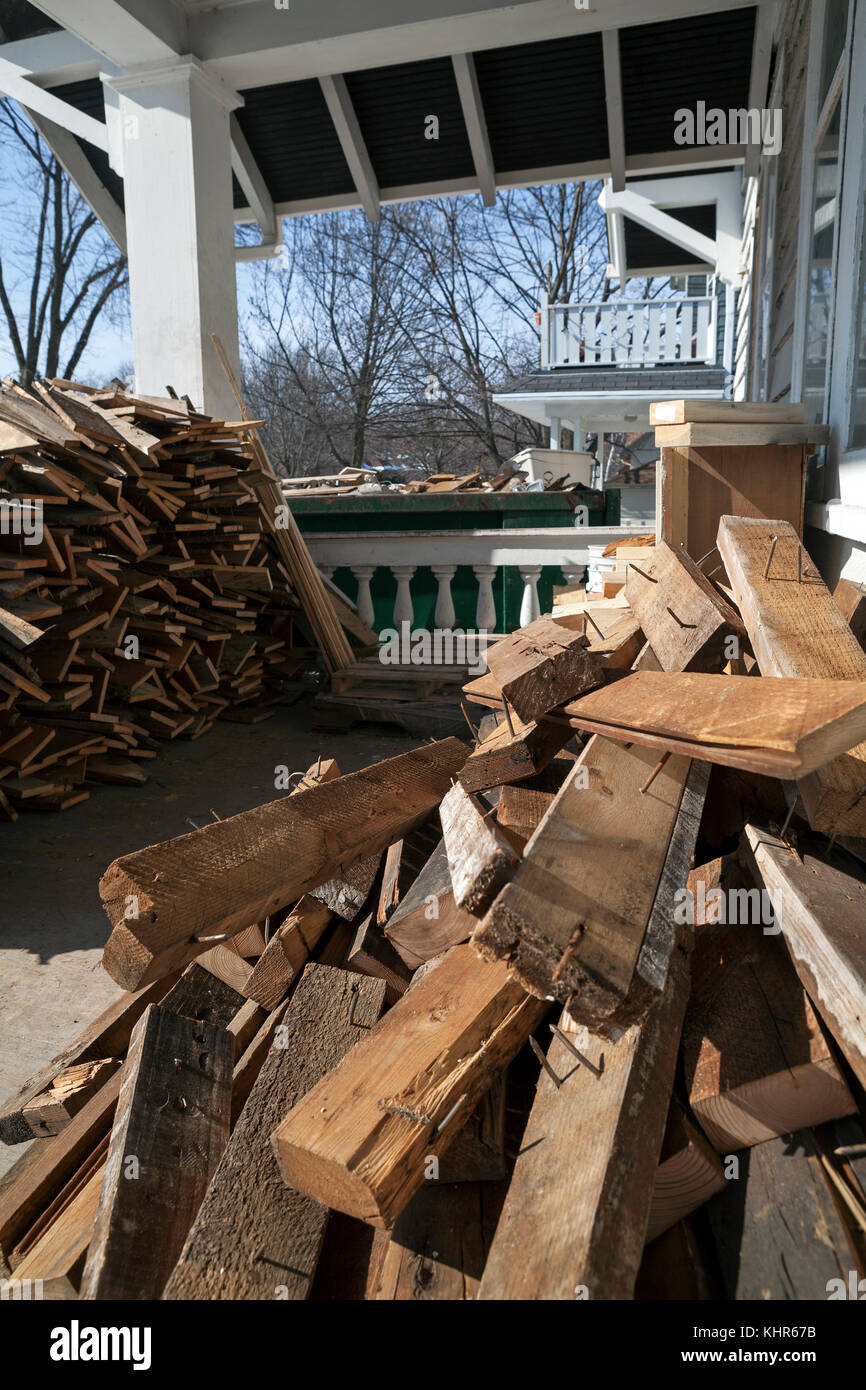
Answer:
620;8;756;157
345;57;474;188
474;33;607;173
235;79;354;204
624;203;717;270
0;0;60;41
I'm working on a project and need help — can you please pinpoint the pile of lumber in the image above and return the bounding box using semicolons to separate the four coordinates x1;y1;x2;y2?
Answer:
0;378;351;817
281;460;543;498
3;514;866;1301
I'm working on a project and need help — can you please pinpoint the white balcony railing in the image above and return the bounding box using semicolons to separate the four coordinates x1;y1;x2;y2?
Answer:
540;291;718;370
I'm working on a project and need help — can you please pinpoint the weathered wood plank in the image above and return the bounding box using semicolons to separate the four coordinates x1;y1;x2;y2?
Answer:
625;539;745;672
164;966;386;1300
79;1004;233;1300
483;617;603;721
243;897;332;1011
439;781;521;916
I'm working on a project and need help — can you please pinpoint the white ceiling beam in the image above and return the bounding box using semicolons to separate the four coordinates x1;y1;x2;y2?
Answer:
29;1;185;68
451;52;495;207
600;187;719;267
601;31;626;193
318;73;380;222
229;112;276;243
0;55;108;149
26;109;126;250
744;2;777;177
0;31;101;86
191;0;760;91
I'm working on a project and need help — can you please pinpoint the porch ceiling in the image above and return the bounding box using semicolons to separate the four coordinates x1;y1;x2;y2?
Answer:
2;0;762;227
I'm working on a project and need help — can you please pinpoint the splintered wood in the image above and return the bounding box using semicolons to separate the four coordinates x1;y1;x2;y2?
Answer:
7;482;866;1304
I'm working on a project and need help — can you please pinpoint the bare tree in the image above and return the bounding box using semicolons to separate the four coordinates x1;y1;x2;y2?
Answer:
0;101;128;386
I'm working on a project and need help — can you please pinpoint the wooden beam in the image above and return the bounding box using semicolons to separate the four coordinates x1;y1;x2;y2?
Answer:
601;31;626;192
271;944;546;1228
79;1004;233;1300
366;1179;502;1300
164;966;386;1300
12;1158;105;1295
834;576;866;648
230;112;277;243
624;539;745;672
559;671;866;780
318;73;380;222
717;515;866;833
681;921;855;1152
383;839;477;971
478;943;691;1299
483;618;602;722
22;1059;119;1138
452;53;496;206
458;706;572;793
346;912;412;1003
159;961;246;1029
473;737;691;1025
743;824;866;1090
98;738;468;990
647;1101;726;1244
243;897;332;1011
439;781;521;916
309;851;381;921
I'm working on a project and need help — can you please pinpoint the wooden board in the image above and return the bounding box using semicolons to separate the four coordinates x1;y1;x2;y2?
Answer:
383;840;478;971
439;781;521;916
743;825;866;1089
12;1159;105;1293
650;400;806;426
473;736;690;1025
559;671;866;780
483;617;602;721
834;576;866;647
718;515;866;834
22;1059;119;1137
98;738;468;990
624;539;745;672
243;897;332;1011
164;966;386;1300
478;945;691;1300
79;1004;233;1300
366;1179;504;1300
271;944;546;1228
655;423;826;447
646;1102;726;1244
458;707;572;793
681;921;855;1152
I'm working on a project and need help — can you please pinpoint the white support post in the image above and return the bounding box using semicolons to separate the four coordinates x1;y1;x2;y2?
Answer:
601;31;626;193
539;289;550;369
431;565;457;629
319;73;380;223
392;566;416;629
351;565;376;627
473;564;498;632
518;567;542;626
452;52;496;207
549;416;562;450
104;59;242;417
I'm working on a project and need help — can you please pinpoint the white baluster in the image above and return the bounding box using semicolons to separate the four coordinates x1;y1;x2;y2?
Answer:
561;565;585;587
391;565;416;628
431;565;457;629
351;565;376;628
473;564;497;632
519;566;542;626
318;565;335;582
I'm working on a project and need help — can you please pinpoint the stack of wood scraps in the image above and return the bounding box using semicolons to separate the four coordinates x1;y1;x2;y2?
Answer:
3;513;866;1301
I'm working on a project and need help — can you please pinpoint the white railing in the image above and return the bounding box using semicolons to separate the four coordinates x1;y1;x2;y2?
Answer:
540;291;718;369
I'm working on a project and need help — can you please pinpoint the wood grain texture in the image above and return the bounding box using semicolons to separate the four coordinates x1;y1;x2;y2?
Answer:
706;1129;858;1300
309;851;381;921
458;707;572;793
243;897;331;1010
473;736;690;1023
384;840;477;971
366;1179;504;1300
560;670;866;779
22;1059;119;1138
271;944;546;1228
834;576;866;647
79;1004;233;1300
12;1158;105;1293
159;962;246;1029
98;738;468;990
682;921;855;1152
744;825;866;1090
439;781;521;916
164;966;386;1300
718;515;866;832
625;539;745;672
647;1102;726;1244
483;618;602;721
478;943;691;1300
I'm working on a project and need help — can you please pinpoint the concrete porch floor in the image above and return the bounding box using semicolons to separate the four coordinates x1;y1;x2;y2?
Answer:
0;697;416;1179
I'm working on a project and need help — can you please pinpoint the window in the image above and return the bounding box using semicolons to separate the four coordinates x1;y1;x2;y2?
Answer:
803;101;841;426
850;189;866;448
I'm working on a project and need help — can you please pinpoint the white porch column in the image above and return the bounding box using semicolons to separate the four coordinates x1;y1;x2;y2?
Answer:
392;566;416;628
105;59;242;417
351;565;376;628
431;565;457;629
519;566;542;626
473;564;497;631
549;417;562;450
